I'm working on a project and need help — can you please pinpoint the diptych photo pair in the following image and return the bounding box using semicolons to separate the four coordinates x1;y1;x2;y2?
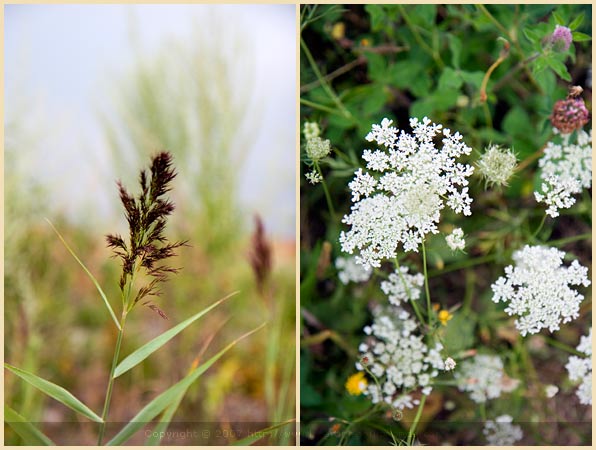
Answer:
3;3;593;447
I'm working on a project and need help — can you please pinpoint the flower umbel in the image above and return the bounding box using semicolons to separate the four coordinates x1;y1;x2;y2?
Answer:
566;327;592;405
483;415;523;445
454;354;511;403
445;228;465;251
491;245;591;336
106;151;187;318
340;117;474;268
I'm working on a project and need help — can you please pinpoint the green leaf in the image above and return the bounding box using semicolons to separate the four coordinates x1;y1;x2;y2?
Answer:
552;10;565;26
45;218;121;330
114;291;239;378
572;31;591;42
438;67;463;91
107;323;266;446
569;12;585;31
4;363;103;423
502;106;531;139
144;390;185;445
443;313;476;353
447;34;462;69
231;419;296;446
522;26;541;44
4;405;56;445
545;56;572;81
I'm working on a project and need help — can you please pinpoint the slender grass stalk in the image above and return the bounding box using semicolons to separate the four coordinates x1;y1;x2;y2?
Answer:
543;335;586;357
314;161;336;218
406;394;427;445
97;313;126;445
530;214;547;242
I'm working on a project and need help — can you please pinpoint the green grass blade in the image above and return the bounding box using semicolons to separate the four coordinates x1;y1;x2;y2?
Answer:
4;364;103;423
4;405;56;445
231;418;296;446
107;322;266;446
45;218;121;330
144;390;185;445
114;291;239;378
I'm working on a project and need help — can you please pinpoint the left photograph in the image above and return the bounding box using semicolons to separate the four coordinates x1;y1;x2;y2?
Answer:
4;4;296;445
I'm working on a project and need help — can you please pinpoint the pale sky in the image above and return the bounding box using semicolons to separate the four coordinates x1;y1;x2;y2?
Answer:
4;4;296;239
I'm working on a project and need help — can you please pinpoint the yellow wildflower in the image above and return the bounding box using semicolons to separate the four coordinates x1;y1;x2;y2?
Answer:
345;372;368;395
438;309;453;326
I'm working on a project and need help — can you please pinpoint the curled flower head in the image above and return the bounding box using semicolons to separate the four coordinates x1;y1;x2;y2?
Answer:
340;117;474;269
305;136;332;161
477;144;517;188
550;25;573;52
303;121;321;141
445;227;465;251
444;357;456;371
550;97;590;134
491;245;590;336
106;152;187;318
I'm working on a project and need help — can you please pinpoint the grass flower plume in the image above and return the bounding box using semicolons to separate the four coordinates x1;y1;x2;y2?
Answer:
106;151;187;318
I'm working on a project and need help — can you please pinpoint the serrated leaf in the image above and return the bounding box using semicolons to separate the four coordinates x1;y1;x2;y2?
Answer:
572;31;591;42
114;291;238;378
106;323;266;446
4;363;103;423
4;406;56;445
569;12;585;31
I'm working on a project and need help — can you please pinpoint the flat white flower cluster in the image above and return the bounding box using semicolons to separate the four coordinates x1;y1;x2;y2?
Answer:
566;327;592;405
491;245;591;336
534;129;592;217
305;170;322;185
335;256;373;284
380;266;424;305
340;117;474;268
445;227;465;251
356;305;445;409
454;354;508;403
483;415;523;446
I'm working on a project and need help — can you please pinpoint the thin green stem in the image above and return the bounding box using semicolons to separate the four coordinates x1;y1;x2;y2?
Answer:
97;313;127;445
314;162;336;218
398;5;444;69
300;98;342;116
394;257;425;326
478;401;487;421
549;232;592;248
421;241;433;325
543;335;586;357
530;214;547;242
407;394;427;445
300;37;353;121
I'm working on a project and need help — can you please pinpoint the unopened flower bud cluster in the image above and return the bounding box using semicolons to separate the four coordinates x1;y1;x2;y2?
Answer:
477;144;517;187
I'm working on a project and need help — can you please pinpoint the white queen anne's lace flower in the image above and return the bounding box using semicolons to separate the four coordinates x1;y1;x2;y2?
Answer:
340;117;474;269
445;228;465;251
357;305;444;410
380;266;424;305
534;129;592;217
335;255;372;284
454;354;511;403
477;144;517;187
566;327;592;405
483;415;523;445
491;245;591;336
305;170;322;185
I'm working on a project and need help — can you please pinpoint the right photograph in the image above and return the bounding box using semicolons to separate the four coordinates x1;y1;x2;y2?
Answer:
300;4;591;446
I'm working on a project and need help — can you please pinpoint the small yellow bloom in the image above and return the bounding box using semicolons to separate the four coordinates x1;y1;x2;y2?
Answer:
360;38;370;47
331;22;345;40
438;309;453;326
432;303;440;312
345;372;368;395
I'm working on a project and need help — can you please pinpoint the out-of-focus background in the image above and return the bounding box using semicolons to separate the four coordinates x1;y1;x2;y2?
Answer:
5;4;296;445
